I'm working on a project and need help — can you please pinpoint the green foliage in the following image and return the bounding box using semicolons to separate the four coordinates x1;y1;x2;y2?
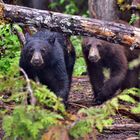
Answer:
118;94;136;104
0;24;20;74
79;107;114;130
111;88;140;117
69;119;93;139
3;106;63;140
129;14;140;25
74;57;86;76
34;83;65;113
69;87;140;139
0;65;25;103
0;24;66;140
121;88;140;115
71;36;86;76
1;65;66;140
65;1;79;15
118;88;140;99
131;103;140;114
69;105;114;138
49;0;78;14
69;104;115;138
49;0;88;16
0;24;24;101
108;88;140;116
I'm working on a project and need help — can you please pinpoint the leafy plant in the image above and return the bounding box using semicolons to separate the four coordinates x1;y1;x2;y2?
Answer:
71;36;86;76
34;83;66;113
129;14;140;25
119;88;140;115
49;0;88;16
74;57;86;76
0;24;20;74
3;106;63;140
70;87;140;139
69;119;94;139
69;102;114;139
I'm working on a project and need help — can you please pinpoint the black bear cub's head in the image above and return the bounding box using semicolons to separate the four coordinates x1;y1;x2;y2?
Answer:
23;33;55;68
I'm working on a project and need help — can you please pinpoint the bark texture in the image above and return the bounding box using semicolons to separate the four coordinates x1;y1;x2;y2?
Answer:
0;3;140;48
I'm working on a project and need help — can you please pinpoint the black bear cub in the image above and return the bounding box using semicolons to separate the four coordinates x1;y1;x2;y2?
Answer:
19;29;76;105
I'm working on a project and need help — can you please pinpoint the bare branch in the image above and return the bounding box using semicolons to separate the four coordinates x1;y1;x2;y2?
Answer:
20;68;36;105
12;25;26;46
104;124;140;131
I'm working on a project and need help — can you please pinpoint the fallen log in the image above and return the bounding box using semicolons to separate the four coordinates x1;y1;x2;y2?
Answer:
1;3;140;49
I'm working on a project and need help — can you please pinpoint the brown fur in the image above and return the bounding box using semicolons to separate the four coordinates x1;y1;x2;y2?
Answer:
82;17;140;105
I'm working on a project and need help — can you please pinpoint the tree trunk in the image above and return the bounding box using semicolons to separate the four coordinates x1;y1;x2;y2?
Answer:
1;3;140;49
88;0;119;21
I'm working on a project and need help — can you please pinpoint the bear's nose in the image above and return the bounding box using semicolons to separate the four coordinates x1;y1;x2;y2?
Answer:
88;55;100;62
33;59;40;65
88;45;101;62
31;52;44;66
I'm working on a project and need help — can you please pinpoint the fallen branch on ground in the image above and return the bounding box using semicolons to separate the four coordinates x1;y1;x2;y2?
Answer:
104;124;140;131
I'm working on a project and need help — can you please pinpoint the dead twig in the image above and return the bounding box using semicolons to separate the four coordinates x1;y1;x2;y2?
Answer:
12;25;26;47
68;101;89;109
20;68;36;105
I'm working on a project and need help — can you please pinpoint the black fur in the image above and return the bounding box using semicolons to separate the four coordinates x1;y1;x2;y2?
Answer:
20;29;75;104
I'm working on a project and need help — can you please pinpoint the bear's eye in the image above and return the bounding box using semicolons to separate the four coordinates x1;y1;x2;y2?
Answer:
29;48;34;54
97;44;102;48
86;44;91;50
41;48;46;54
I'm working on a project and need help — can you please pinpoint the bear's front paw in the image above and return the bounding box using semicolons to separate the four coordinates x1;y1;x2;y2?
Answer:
93;98;103;105
93;93;107;105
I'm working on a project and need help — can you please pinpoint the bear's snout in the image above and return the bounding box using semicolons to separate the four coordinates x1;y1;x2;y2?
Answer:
30;51;44;67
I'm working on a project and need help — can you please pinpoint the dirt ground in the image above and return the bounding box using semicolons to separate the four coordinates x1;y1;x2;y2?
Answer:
0;76;140;140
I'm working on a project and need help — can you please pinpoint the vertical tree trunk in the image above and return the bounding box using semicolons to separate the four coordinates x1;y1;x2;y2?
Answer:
88;0;119;21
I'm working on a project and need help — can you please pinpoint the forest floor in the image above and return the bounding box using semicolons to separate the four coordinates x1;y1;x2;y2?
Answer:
68;76;140;140
0;76;140;140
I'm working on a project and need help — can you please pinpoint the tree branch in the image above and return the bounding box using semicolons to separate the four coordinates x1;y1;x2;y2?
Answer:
20;68;36;106
1;3;140;49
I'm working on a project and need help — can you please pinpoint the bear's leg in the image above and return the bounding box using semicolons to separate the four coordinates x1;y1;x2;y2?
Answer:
122;68;140;89
53;61;70;104
94;56;127;105
87;62;104;99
